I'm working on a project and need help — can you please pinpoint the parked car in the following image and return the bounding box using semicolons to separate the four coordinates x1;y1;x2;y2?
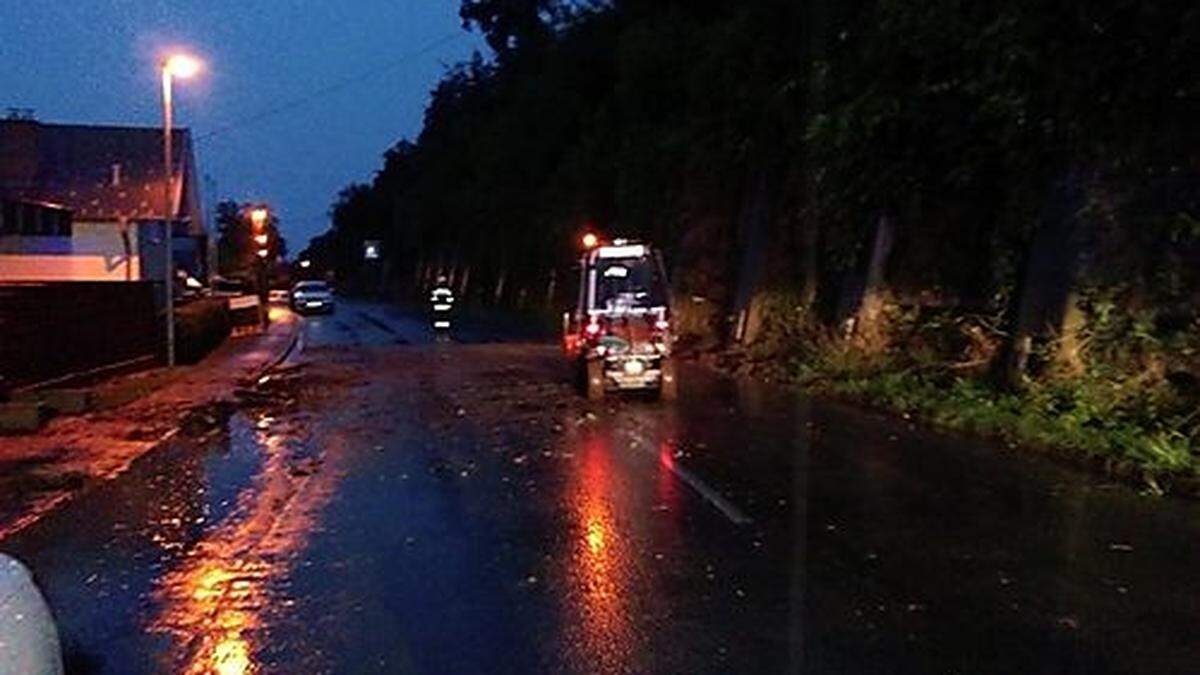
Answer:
290;280;335;314
173;272;206;303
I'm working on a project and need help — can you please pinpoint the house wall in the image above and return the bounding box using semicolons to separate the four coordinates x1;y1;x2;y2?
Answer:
0;221;204;284
0;221;140;282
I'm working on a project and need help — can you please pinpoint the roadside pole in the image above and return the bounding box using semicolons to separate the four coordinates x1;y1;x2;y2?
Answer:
161;68;176;367
159;54;201;367
251;207;272;330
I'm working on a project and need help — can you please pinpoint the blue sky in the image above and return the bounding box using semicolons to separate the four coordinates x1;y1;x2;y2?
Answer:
0;1;483;249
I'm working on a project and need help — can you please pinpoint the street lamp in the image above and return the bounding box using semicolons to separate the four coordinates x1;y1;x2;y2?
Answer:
248;206;272;327
161;52;202;368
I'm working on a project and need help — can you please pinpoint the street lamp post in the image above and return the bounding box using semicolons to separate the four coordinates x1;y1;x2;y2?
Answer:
250;207;271;328
161;54;200;368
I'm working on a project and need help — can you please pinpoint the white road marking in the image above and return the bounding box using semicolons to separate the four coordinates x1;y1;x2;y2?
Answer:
660;455;753;526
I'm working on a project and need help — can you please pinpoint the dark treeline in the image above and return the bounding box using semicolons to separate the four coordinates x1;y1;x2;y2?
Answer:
305;0;1200;473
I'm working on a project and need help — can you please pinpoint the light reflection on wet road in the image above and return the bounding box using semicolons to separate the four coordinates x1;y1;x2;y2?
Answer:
563;434;637;673
148;417;341;674
3;301;1200;673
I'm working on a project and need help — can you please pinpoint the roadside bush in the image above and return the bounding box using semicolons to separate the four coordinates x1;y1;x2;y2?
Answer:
173;299;232;365
749;284;1197;486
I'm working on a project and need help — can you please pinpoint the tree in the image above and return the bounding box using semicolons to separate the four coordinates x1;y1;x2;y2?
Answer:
314;0;1198;379
215;199;287;278
459;0;560;59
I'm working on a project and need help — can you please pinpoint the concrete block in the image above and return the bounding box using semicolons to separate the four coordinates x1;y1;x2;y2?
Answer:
12;388;93;415
0;402;47;433
38;389;94;415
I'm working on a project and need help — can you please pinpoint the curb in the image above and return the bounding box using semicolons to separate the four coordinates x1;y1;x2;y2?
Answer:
251;312;303;381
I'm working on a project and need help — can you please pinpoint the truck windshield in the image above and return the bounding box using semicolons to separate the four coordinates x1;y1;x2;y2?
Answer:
594;257;666;312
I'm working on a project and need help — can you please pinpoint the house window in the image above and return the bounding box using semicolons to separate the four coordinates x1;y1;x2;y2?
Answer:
0;201;15;235
19;201;37;234
20;203;38;235
0;201;71;236
48;209;71;236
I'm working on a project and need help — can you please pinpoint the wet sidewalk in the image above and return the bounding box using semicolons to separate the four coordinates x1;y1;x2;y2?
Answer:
0;309;301;539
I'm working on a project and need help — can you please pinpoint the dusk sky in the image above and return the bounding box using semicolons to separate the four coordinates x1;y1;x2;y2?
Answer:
0;1;484;250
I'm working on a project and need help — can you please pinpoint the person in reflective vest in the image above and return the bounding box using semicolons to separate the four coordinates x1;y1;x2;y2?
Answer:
430;277;455;331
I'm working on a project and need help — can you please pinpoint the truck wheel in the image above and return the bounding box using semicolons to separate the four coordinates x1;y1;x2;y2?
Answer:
659;358;678;401
586;359;606;401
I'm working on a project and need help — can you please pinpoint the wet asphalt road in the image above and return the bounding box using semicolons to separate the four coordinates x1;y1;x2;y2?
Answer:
3;300;1200;674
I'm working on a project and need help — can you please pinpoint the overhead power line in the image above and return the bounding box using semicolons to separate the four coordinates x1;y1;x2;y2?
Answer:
195;32;467;144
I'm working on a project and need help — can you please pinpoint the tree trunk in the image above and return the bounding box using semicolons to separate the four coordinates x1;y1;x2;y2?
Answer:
493;269;507;306
997;168;1089;388
733;170;771;343
799;212;820;311
797;0;831;322
852;212;896;349
457;266;471;300
1056;290;1088;376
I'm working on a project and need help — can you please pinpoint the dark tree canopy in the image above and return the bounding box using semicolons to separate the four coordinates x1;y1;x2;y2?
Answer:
459;0;559;58
310;0;1199;432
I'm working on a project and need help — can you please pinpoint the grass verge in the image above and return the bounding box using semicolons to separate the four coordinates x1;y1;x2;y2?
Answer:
786;352;1197;494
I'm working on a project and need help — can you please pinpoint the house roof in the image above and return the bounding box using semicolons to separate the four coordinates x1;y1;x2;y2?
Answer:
0;120;200;225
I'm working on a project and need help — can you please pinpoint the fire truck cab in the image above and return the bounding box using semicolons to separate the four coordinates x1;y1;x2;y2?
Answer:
563;239;677;401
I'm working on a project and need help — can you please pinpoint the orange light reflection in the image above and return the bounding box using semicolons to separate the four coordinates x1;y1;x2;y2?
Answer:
150;426;340;674
565;434;637;672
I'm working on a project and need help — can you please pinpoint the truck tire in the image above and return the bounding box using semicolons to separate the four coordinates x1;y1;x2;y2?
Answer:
586;359;606;401
659;358;678;401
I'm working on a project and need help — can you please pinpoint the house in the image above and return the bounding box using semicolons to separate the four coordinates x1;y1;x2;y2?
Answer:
0;115;208;284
